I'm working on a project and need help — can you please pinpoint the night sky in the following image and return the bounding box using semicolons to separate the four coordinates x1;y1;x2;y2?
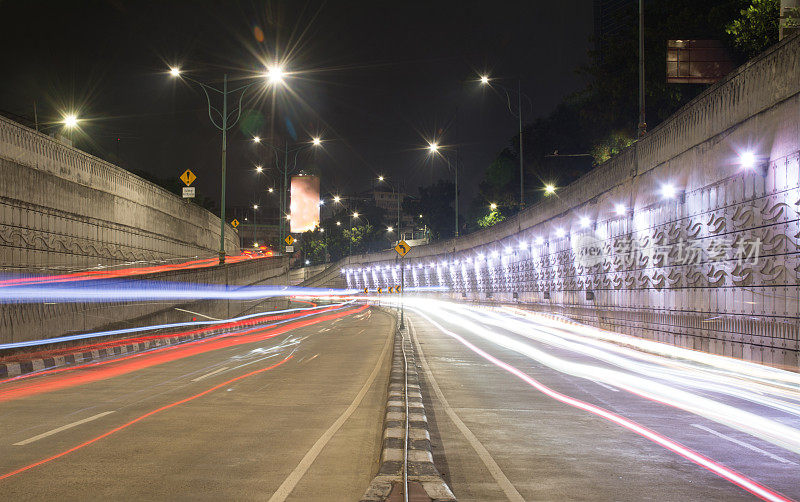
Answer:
0;0;593;213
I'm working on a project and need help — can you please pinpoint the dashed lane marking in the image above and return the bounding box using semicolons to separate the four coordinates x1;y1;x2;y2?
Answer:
191;367;230;382
14;412;115;446
691;424;796;465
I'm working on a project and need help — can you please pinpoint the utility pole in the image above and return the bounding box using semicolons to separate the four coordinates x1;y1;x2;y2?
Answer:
518;79;524;208
638;0;647;138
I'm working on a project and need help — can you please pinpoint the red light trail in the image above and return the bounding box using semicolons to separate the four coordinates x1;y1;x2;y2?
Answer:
0;305;367;402
0;355;293;482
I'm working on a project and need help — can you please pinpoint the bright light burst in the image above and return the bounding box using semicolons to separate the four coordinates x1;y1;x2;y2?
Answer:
63;114;79;128
266;65;286;85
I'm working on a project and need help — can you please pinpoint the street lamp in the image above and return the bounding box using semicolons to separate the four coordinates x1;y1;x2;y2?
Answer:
252;204;259;249
479;74;531;209
63;113;79;129
426;141;459;237
170;64;279;264
489;203;497;210
251;135;323;246
377;175;402;244
544;184;556;195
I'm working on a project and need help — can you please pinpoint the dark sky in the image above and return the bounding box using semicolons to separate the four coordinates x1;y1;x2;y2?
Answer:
0;0;594;213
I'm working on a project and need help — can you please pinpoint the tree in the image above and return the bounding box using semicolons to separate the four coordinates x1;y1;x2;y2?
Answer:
477;208;505;229
726;0;780;58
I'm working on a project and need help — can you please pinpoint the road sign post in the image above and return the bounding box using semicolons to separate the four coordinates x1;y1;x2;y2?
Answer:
394;239;411;329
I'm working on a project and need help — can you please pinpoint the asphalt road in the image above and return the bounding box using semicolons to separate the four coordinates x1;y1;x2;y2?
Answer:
0;302;393;500
404;300;800;502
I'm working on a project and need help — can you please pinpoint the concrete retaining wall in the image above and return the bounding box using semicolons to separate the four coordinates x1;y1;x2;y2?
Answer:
0;115;240;270
326;33;800;368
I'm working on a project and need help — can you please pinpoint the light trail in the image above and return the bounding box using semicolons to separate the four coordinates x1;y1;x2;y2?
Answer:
0;302;347;351
416;300;800;456
0;304;367;401
0;355;293;482
411;308;794;502
0;255;267;288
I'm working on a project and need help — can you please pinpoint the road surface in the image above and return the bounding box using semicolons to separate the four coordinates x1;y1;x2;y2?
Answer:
0;302;392;500
404;300;800;502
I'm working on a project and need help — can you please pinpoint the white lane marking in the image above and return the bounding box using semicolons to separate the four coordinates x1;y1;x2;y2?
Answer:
594;381;619;392
409;318;525;502
268;328;392;502
14;412;115;446
191;367;230;382
319;327;331;332
174;308;221;321
691;424;797;465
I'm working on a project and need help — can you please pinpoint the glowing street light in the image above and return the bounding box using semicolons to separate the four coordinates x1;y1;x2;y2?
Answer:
740;151;756;169
63;113;79;128
378;175;384;181
615;203;626;216
255;165;263;173
266;65;286;85
169;67;181;77
253;136;261;143
387;226;394;232
312;136;322;146
268;187;274;193
426;141;458;236
489;203;498;210
556;228;566;238
579;216;591;228
352;212;359;218
333;195;341;203
661;183;677;199
336;221;341;226
544;184;556;195
479;75;490;85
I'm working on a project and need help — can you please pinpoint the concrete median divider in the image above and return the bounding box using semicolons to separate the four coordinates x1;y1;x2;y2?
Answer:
361;308;456;502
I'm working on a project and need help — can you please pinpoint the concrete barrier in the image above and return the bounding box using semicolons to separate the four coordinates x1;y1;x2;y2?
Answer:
0;115;240;270
0;257;289;346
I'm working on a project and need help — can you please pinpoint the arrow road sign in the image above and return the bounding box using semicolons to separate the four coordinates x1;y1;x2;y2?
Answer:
394;240;411;257
231;219;239;228
285;235;295;246
180;169;197;186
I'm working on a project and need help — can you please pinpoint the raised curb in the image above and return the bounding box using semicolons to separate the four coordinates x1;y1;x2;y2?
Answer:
0;327;230;379
361;315;456;502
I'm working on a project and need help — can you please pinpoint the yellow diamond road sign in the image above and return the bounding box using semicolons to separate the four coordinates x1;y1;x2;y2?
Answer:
394;240;411;257
231;219;239;228
284;235;295;246
180;169;197;186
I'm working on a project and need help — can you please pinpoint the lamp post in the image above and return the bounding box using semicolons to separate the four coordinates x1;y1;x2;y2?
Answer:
427;142;459;238
377;175;402;243
252;204;259;249
478;75;532;210
252;136;323;249
169;65;282;264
